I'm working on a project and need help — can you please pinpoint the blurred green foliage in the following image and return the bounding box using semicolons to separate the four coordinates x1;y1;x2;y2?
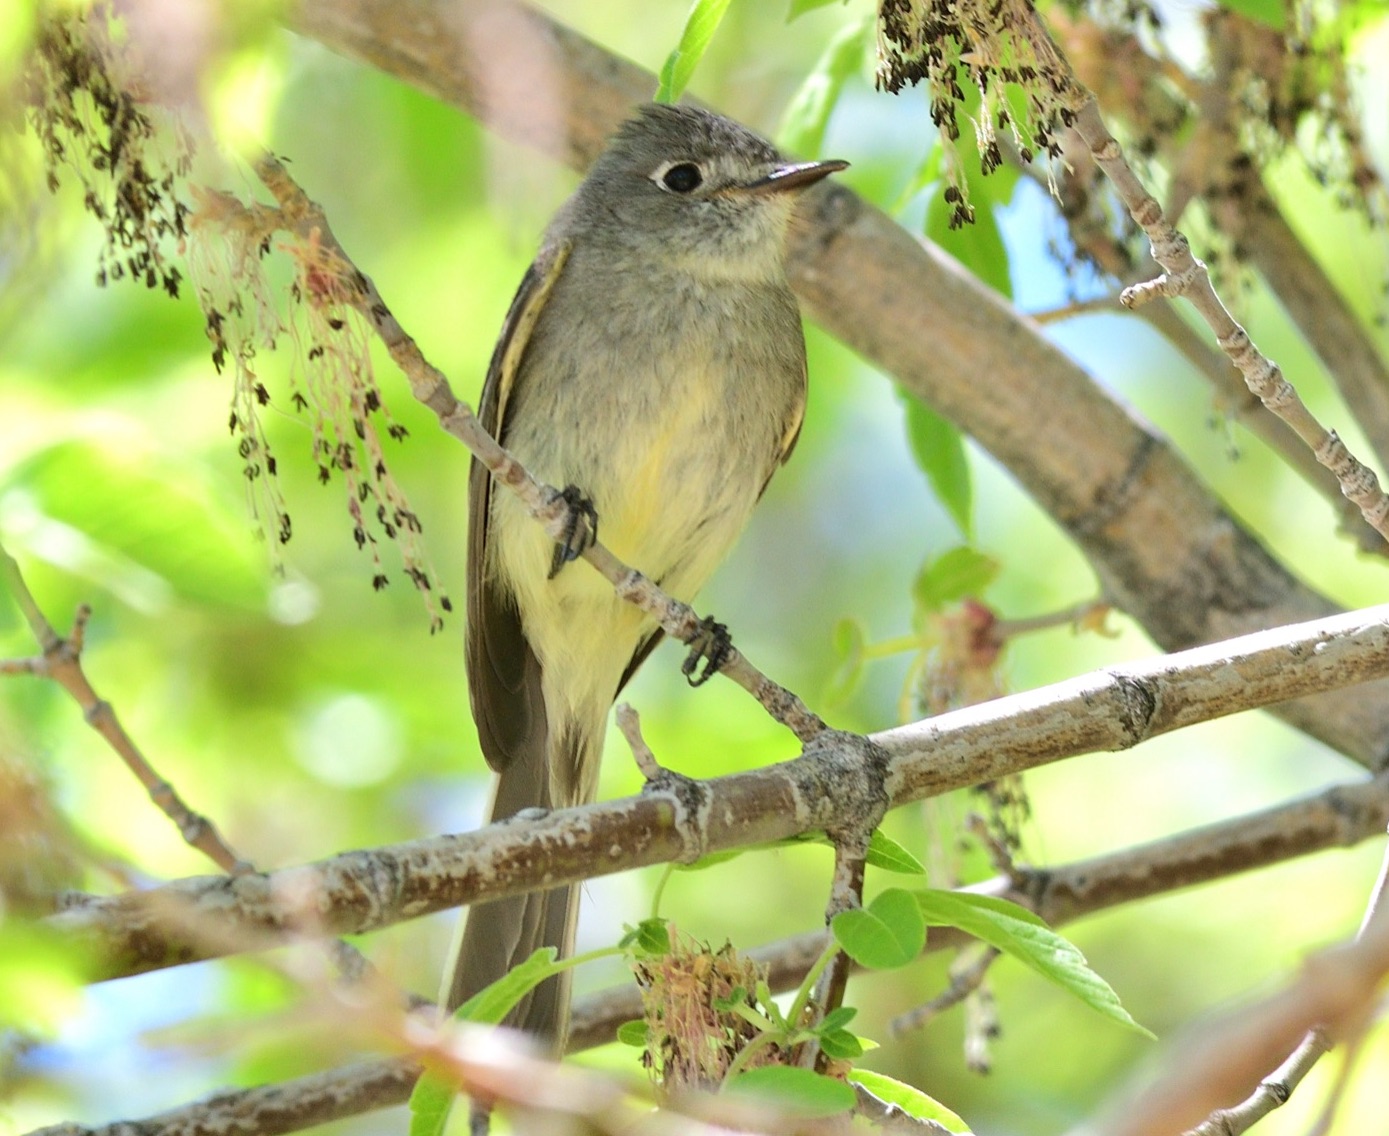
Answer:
3;0;1389;1134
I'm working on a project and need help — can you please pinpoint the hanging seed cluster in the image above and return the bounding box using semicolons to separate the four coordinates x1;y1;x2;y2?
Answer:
22;3;452;630
187;190;453;632
876;0;1088;227
22;2;189;297
1212;7;1384;226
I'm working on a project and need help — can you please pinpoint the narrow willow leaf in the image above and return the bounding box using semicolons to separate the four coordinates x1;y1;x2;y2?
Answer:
410;947;569;1136
924;170;1013;299
914;890;1154;1037
849;1069;972;1132
866;829;927;875
407;1073;454;1136
725;1066;857;1116
777;17;867;156
899;392;972;537
454;947;562;1025
655;0;735;103
787;0;844;18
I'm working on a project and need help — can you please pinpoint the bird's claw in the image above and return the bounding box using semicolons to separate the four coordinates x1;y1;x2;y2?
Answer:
681;616;732;687
547;484;599;579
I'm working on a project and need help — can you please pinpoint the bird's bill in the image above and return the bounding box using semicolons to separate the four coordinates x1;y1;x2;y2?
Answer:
738;158;850;195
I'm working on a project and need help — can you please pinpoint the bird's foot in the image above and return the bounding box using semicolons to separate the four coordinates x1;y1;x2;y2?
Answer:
547;484;598;579
681;616;732;687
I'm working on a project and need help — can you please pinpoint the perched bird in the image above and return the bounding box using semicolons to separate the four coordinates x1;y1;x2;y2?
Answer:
445;102;846;1048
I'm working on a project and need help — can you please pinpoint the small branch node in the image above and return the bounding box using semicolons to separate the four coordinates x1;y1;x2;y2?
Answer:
83;698;114;728
1133;195;1164;230
1150;230;1191;265
1120;275;1181;308
615;704;660;782
70;603;93;649
1092;136;1122;163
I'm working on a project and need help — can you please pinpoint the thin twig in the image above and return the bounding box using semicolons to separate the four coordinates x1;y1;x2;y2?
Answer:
0;540;251;875
615;704;661;782
1012;4;1389;543
0;540;384;984
891;946;1001;1037
1182;822;1389;1136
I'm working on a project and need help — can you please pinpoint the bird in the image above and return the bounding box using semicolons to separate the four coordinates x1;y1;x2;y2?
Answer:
445;101;846;1050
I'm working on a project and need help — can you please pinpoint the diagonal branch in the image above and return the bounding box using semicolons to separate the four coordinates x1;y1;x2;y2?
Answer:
243;153;824;743
0;540;249;876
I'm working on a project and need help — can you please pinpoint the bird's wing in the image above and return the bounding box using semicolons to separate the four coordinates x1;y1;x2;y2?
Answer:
466;238;572;777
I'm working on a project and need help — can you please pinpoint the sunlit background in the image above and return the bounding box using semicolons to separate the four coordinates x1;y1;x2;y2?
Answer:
3;0;1389;1132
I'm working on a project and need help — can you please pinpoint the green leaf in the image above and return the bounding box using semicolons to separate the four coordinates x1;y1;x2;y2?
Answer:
725;1066;857;1116
913;891;1154;1037
410;947;571;1136
777;17;867;156
0;922;89;1033
831;888;925;969
895;143;943;211
617;1019;650;1047
898;394;973;537
628;917;672;957
787;0;844;18
912;546;1000;612
818;1027;864;1059
4;439;266;610
819;1006;857;1032
866;829;927;875
407;1072;454;1136
824;616;867;705
848;1069;972;1133
927;198;1011;298
453;947;563;1025
1218;0;1285;28
655;0;736;104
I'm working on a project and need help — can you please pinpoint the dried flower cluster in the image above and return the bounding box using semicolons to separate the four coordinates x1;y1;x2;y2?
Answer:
634;931;779;1093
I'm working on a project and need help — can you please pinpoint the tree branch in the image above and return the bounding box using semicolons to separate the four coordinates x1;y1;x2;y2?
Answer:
45;604;1389;980
31;768;1389;1136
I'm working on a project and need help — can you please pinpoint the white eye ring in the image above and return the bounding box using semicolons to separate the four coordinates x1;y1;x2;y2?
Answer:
652;160;705;194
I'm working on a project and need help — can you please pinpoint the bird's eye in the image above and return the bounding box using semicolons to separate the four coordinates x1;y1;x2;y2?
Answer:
659;163;704;193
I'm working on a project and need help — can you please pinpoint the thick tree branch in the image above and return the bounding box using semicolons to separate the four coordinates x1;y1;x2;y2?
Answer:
45;604;1389;980
285;0;1389;768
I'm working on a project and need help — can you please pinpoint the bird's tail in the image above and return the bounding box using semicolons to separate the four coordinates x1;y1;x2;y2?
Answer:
441;723;597;1050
